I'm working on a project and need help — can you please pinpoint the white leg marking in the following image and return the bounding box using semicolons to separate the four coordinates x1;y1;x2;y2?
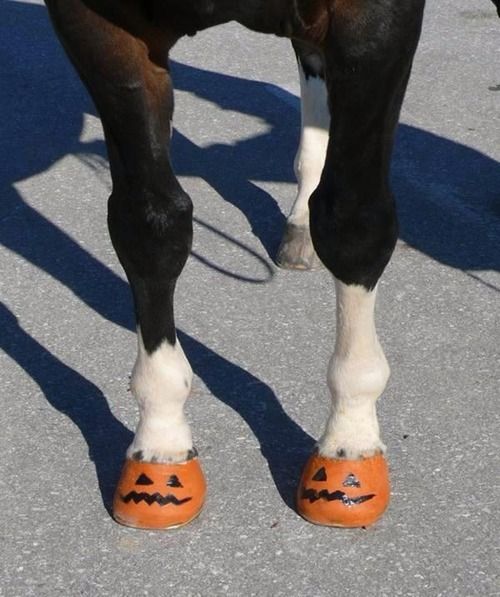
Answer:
318;281;390;460
289;64;330;227
127;330;194;463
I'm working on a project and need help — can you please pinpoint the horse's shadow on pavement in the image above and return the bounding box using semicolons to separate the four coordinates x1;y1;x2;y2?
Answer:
1;0;499;514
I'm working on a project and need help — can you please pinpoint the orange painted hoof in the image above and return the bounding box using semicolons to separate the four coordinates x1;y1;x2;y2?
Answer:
112;457;206;530
296;452;390;528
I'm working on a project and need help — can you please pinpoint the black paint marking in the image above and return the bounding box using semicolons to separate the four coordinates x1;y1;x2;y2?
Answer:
135;473;154;486
336;449;346;458
121;491;192;506
342;473;361;488
167;475;183;488
132;450;144;461
312;467;327;482
301;488;375;506
187;447;198;460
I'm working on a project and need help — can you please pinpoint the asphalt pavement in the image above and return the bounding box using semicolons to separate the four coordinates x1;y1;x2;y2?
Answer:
1;0;499;595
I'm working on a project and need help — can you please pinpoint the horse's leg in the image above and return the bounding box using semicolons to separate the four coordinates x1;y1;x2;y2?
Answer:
296;0;424;527
45;0;205;529
277;42;329;270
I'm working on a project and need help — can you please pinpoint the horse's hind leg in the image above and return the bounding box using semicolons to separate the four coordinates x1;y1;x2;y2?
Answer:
276;42;329;270
45;0;205;529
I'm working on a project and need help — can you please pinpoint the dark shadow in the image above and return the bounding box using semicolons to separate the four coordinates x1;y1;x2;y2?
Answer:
179;330;315;506
0;301;132;513
393;125;500;271
1;0;499;513
170;60;296;259
191;216;274;284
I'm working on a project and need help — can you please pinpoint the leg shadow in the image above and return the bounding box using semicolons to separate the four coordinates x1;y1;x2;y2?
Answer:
172;128;288;261
170;60;299;260
1;184;133;330
0;301;132;514
394;124;500;272
180;331;315;509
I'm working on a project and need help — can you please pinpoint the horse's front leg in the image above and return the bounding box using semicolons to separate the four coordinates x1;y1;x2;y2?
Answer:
297;0;425;527
45;0;205;530
277;42;329;270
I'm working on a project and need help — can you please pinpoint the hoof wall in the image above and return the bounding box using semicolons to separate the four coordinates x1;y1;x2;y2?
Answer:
113;458;206;530
296;453;389;528
276;223;321;271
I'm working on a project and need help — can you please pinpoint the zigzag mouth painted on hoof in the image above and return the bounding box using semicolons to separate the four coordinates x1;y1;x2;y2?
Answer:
121;491;193;506
301;488;375;506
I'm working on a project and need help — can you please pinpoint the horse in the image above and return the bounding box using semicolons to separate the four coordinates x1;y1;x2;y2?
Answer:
43;0;429;530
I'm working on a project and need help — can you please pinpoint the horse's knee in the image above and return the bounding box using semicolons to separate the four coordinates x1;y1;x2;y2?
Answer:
309;187;398;289
107;184;193;350
107;185;193;279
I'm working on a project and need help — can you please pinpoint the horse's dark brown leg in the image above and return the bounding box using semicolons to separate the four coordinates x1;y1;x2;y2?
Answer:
45;0;206;528
296;0;425;527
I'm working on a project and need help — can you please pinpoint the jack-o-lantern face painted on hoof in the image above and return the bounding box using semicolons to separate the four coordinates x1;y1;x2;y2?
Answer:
297;453;390;528
113;457;206;530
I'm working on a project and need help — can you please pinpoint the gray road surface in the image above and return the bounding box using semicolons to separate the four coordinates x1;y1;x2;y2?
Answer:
1;0;499;595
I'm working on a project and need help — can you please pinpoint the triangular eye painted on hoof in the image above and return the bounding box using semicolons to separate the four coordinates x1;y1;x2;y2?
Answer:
343;473;361;488
135;473;154;486
312;467;327;482
167;474;183;488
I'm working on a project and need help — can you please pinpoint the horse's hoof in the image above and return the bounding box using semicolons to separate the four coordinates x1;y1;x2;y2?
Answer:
112;457;206;530
296;452;390;528
276;223;322;270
